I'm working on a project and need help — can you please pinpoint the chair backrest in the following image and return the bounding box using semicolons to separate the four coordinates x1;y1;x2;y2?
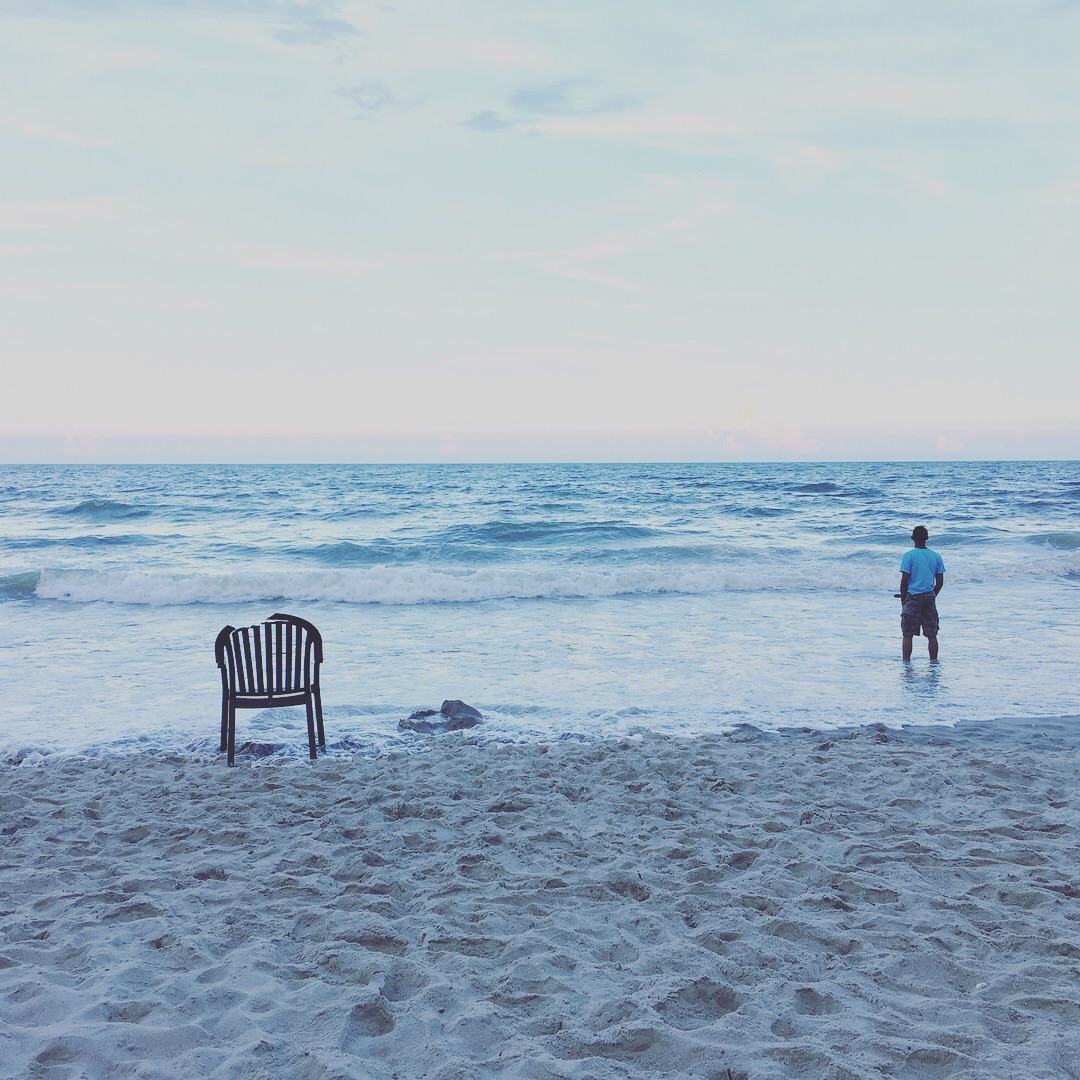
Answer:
215;613;323;698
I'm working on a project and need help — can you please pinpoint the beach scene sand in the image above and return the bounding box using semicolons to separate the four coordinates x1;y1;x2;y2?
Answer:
4;722;1079;1078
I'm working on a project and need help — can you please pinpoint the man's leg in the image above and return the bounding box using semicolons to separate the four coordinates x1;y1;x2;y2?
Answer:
927;636;938;661
903;634;914;661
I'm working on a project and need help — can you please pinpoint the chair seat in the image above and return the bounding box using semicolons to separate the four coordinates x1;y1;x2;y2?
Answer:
231;691;311;709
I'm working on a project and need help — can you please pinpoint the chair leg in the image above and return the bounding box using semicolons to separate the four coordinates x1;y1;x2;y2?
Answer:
305;696;318;760
314;685;326;749
227;702;237;767
220;693;229;752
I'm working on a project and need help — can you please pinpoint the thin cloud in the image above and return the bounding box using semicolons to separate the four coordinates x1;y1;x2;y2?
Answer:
270;10;360;46
459;110;518;133
0;0;361;47
462;76;639;134
335;81;417;120
506;77;639;118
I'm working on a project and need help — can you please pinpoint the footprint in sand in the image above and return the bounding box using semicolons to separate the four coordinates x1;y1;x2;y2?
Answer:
652;977;741;1030
340;998;395;1047
793;987;840;1015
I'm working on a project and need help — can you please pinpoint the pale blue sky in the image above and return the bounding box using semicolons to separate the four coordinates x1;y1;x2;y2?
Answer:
2;1;1079;461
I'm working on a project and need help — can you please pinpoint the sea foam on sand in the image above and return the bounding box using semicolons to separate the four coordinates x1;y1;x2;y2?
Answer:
1;721;1078;1079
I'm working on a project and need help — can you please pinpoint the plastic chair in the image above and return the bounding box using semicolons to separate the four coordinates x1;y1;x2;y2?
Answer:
214;612;325;766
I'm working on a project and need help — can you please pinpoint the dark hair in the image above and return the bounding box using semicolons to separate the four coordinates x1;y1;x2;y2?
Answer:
912;525;929;542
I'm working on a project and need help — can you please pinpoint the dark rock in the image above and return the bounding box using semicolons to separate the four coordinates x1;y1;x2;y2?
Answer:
399;700;482;734
398;718;441;733
444;715;479;731
441;699;482;721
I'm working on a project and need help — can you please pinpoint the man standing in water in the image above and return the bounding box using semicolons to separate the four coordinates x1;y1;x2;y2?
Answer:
900;525;945;661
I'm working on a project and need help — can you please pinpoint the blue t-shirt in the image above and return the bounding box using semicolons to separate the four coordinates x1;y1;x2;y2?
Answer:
901;546;944;595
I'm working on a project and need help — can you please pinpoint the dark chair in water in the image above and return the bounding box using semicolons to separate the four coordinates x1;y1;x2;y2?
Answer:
214;612;325;766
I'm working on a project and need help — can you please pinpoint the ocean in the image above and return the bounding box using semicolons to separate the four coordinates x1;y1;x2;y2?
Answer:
2;461;1078;762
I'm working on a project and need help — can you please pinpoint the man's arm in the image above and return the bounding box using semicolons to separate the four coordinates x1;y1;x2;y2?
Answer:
900;570;910;602
934;572;944;596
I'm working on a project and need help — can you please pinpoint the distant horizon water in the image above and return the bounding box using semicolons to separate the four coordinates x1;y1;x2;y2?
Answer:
2;460;1078;763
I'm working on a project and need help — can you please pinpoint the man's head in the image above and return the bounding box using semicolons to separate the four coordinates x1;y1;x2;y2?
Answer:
911;525;929;547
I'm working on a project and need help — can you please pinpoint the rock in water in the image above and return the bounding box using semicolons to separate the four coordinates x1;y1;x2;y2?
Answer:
441;699;482;722
443;715;479;731
398;717;441;733
399;700;482;734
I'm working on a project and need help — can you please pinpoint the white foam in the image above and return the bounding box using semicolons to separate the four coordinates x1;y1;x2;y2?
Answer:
32;563;903;606
28;547;1080;607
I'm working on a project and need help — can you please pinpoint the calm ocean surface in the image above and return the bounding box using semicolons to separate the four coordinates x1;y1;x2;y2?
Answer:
2;461;1078;762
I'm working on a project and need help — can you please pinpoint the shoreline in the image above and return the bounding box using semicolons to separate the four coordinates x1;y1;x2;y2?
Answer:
5;710;1080;769
2;722;1078;1077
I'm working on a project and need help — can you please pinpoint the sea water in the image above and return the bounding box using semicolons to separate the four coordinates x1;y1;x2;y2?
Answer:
1;461;1078;761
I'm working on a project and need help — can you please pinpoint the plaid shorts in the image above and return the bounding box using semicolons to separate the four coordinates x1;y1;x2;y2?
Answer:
901;592;939;637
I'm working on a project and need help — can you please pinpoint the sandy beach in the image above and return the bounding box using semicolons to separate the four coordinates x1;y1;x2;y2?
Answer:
2;721;1078;1079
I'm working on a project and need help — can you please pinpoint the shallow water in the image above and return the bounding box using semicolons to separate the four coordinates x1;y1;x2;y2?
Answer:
2;461;1078;760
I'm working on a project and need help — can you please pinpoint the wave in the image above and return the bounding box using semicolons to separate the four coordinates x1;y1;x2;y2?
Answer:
6;534;159;551
19;546;1076;605
790;482;882;499
848;530;912;545
1028;531;1080;551
740;506;788;518
28;564;898;606
0;571;40;599
289;539;740;569
57;499;153;523
288;541;406;567
432;520;664;545
934;529;1007;546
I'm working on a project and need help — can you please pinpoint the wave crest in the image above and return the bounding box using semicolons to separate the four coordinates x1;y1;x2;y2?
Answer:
434;520;663;545
1028;531;1080;551
31;565;888;606
58;499;153;523
0;571;40;599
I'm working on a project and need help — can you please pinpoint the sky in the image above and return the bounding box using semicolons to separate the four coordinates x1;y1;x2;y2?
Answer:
2;0;1079;462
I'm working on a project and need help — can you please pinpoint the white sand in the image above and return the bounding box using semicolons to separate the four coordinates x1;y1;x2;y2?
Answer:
2;721;1078;1079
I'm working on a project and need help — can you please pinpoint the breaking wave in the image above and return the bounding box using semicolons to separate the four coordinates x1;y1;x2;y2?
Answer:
1028;531;1080;551
29;564;887;606
20;549;1080;606
0;572;40;599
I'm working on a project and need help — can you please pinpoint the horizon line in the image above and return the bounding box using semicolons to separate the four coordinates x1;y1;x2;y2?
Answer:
3;457;1078;466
